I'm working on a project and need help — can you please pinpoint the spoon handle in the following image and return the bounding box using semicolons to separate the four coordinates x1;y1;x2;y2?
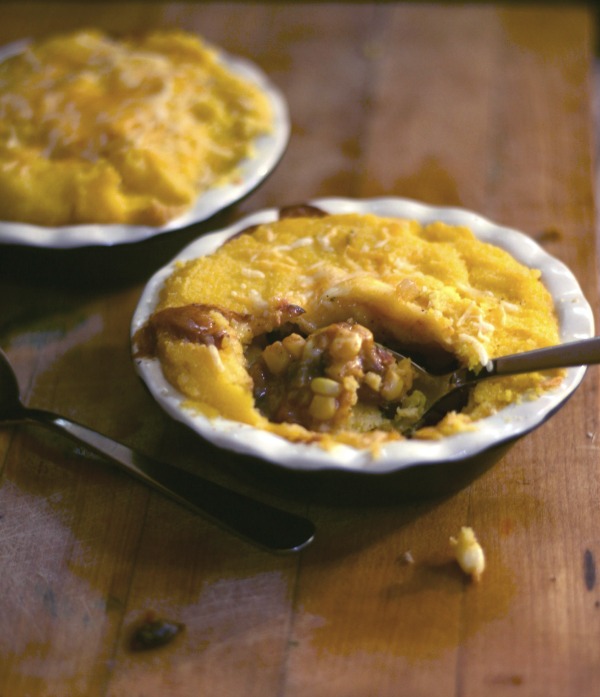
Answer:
22;407;315;553
492;336;600;376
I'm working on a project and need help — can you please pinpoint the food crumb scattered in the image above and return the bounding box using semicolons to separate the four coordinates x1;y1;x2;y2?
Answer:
450;526;485;582
129;611;185;651
401;550;415;565
534;227;562;244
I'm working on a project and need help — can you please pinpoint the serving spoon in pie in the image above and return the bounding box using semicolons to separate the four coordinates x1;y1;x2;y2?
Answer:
397;336;600;433
0;348;315;553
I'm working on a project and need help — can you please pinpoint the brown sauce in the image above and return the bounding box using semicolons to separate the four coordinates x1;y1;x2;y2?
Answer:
134;300;308;360
133;303;249;358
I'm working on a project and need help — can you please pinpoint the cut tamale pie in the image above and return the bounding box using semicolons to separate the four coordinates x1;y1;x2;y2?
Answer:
131;198;593;472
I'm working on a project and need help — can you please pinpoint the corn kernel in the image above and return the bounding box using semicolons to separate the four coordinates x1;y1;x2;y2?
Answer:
329;331;363;360
302;336;324;360
309;394;337;420
325;361;345;381
282;333;306;359
381;367;405;401
262;342;291;375
450;527;485;582
364;371;382;392
311;376;341;396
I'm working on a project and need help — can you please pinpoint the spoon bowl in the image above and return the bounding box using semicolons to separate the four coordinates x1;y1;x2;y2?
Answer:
386;336;600;433
0;348;315;553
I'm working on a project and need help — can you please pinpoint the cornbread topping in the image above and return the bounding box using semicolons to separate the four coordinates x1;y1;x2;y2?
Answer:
0;29;273;226
133;207;562;451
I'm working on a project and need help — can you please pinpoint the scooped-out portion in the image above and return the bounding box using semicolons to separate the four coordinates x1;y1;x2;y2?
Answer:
133;206;563;451
248;321;423;435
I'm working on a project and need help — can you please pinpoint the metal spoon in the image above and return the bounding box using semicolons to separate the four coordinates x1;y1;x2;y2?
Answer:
0;348;314;553
393;336;600;433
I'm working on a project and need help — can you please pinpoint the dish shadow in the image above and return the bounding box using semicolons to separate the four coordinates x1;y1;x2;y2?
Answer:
0;209;236;292
165;419;515;508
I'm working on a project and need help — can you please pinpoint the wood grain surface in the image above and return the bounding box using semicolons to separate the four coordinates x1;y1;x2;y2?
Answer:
0;4;598;696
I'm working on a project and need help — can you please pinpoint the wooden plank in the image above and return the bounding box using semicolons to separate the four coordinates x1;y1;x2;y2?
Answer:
360;3;501;208
448;9;600;697
0;303;152;694
0;4;597;696
105;4;384;695
280;5;600;697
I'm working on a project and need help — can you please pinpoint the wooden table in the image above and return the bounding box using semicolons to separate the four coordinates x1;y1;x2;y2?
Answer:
1;4;598;696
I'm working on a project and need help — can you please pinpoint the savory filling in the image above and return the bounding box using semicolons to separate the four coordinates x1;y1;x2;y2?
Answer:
133;207;562;451
0;29;273;226
248;321;422;433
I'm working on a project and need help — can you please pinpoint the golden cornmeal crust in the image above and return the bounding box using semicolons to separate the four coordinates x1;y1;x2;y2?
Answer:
135;210;562;450
0;29;273;226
